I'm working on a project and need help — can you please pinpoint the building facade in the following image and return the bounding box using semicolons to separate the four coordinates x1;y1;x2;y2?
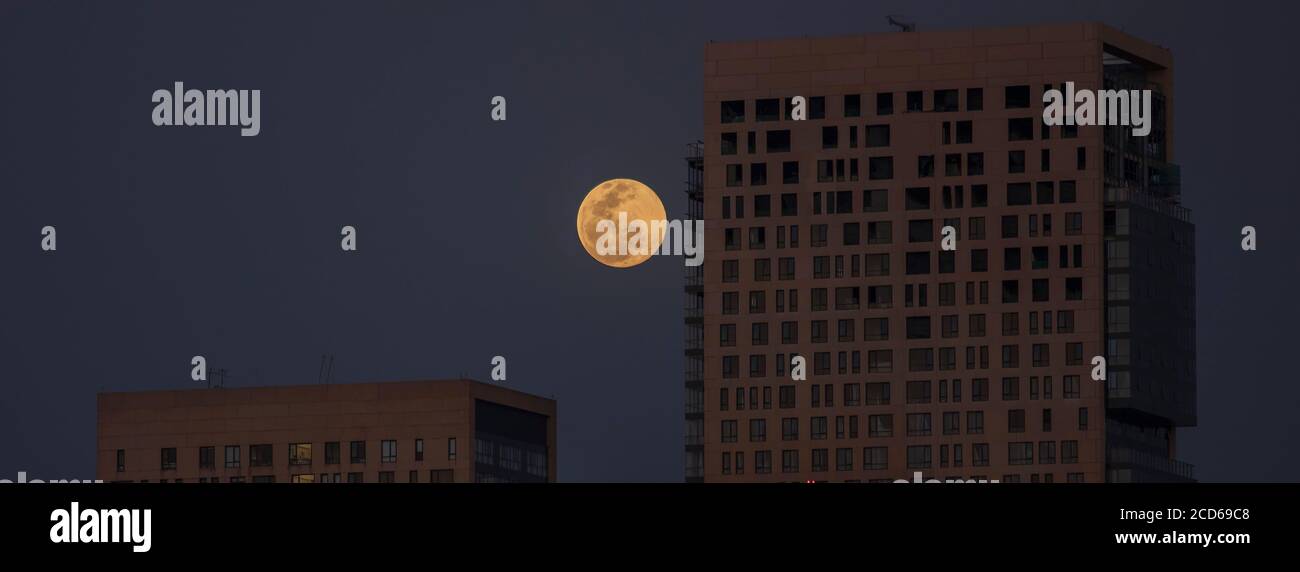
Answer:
687;22;1194;483
98;379;556;483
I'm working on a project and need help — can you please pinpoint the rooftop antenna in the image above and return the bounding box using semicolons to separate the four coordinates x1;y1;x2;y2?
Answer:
887;15;916;32
318;354;335;385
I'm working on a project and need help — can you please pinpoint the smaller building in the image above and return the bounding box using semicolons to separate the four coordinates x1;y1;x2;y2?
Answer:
97;379;556;483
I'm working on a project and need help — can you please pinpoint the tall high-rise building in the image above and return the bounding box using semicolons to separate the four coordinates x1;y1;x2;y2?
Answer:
686;22;1194;483
98;379;556;483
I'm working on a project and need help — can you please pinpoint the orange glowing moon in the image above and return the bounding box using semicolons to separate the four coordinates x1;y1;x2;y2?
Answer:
575;178;666;268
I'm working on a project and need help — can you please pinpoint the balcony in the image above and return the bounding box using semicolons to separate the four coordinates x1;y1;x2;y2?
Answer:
1108;447;1195;482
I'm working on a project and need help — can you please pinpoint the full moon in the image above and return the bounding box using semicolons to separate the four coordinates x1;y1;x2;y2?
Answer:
575;178;666;268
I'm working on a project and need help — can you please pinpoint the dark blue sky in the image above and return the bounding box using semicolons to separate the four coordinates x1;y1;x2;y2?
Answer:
1;0;1296;481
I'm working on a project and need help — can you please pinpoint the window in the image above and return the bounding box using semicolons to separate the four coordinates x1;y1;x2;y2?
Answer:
748;450;770;475
224;445;241;469
347;472;363;483
935;89;958;112
1064;376;1081;399
726;164;742;186
917;155;934;178
198;446;214;470
783;161;799;184
429;469;454;483
377;471;395;483
1005;85;1030;108
905;187;930;210
750;419;768;442
721;132;738;155
876;92;893;115
349;441;367;464
160;447;177;471
1066;277;1083;300
907;446;932;469
863;189;888;213
1009;442;1033;465
907;413;932;437
116;449;126;472
869;414;893;438
811;417;828;440
967;411;984;434
766;130;790;153
1062;441;1079;464
967;88;983;111
250;444;272;468
865;124;890;148
866;382;890;405
906;90;923;112
864;447;888;470
721;100;745;123
756;98;779;121
1007;182;1031;205
381;440;397;463
325;441;340;465
289;443;312;466
1002;377;1021;400
1008;409;1026;433
906;380;932;404
822;125;838;149
1008;118;1034;141
809;96;826;119
844;94;861;117
869;156;893;180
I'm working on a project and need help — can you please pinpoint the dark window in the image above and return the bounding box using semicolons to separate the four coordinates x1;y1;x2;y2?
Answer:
1007;183;1031;206
866;124;890;147
783;161;799;184
766;130;791;153
906;91;923;112
869;156;893;180
906;252;930;275
1005;85;1030;108
967;88;983;111
906;187;930;210
350;440;366;464
809;96;826;119
935;89;958;112
1008;150;1025;173
1008;118;1034;141
876;92;893;115
721;132;738;155
956;120;973;144
250;444;272;468
918;155;934;178
844;94;861;117
721;100;745;123
756;98;779;121
160;447;177;470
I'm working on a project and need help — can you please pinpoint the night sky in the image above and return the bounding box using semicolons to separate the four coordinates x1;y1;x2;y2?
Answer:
1;0;1296;482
